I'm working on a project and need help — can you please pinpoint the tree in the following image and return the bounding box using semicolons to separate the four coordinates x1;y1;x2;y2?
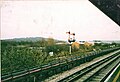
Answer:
47;38;55;46
72;42;80;51
40;38;47;47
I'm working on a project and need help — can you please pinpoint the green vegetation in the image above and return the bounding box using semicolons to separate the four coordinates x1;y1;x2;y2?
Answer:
1;39;120;75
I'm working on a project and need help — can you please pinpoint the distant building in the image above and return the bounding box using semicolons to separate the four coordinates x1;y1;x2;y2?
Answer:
79;41;94;46
56;42;67;45
79;41;85;44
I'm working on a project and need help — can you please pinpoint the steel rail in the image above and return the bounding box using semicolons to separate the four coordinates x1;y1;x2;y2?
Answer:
58;51;120;82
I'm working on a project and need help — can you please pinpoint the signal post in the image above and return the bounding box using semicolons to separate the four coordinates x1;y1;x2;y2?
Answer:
66;31;76;54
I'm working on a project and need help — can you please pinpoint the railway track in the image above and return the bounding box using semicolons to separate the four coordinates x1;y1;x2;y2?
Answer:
85;58;120;82
58;50;120;82
2;48;120;82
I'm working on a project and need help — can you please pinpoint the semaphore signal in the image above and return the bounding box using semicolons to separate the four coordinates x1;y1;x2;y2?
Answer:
66;31;76;43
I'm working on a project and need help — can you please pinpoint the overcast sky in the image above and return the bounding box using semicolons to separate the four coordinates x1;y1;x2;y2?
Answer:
1;0;120;41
